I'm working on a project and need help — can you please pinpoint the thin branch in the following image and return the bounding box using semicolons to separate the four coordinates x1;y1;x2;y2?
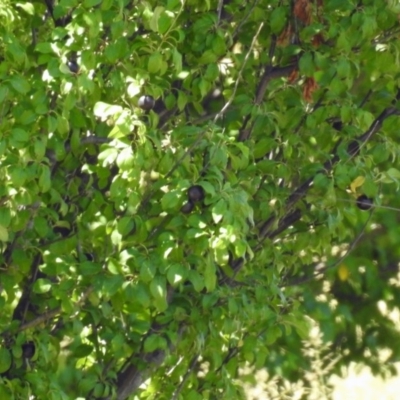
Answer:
214;21;264;122
138;23;265;212
231;0;261;42
359;89;372;108
255;64;297;104
217;0;224;23
171;354;200;400
1;286;94;337
236;32;277;142
80;136;111;145
16;307;61;332
283;210;374;287
258;107;400;240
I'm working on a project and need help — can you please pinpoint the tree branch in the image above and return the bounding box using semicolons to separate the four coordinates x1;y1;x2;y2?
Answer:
258;107;400;240
110;325;185;400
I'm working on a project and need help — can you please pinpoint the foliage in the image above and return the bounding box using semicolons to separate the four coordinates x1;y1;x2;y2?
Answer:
1;0;400;399
242;319;338;400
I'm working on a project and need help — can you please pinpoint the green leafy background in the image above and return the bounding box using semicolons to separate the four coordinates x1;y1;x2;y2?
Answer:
1;0;400;399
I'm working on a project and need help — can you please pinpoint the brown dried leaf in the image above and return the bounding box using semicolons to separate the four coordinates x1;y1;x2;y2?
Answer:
294;0;312;25
288;69;299;84
311;33;324;47
277;23;293;47
303;77;318;102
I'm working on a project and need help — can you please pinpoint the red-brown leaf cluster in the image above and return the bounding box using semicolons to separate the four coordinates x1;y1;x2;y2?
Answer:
294;0;312;25
311;32;324;47
288;69;299;84
303;77;318;102
277;24;293;47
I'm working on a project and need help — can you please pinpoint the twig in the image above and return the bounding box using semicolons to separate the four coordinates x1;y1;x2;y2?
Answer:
215;22;264;122
138;23;265;211
217;0;224;23
171;354;200;400
258;107;400;240
2;286;94;337
16;307;61;332
80;136;111;145
282;211;374;287
231;0;261;42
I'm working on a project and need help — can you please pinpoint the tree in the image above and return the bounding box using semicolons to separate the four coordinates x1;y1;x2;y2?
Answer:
1;0;400;398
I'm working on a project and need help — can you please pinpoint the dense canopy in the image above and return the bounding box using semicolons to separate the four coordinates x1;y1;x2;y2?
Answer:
1;0;400;399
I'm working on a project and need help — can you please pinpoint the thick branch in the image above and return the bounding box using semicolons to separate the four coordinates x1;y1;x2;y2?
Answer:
109;324;185;400
255;64;297;104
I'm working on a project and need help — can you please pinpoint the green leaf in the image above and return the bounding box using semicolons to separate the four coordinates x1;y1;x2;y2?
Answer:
149;6;165;32
103;275;124;297
72;344;93;358
134;282;151;308
148;52;163;74
9;167;26;187
198;50;218;65
0;348;12;374
35;42;53;53
150;276;168;312
161;191;181;211
107;257;122;274
188;270;204;292
80;262;101;276
34;137;47;160
16;2;35;15
0;225;8;242
265;325;282;345
116;147;134;170
212;199;227;224
0;208;10;227
167;263;187;286
144;335;167;353
39;165;51;192
140;260;156;283
204;261;216;292
10;75;30;94
270;7;287;33
299;52;315;76
93;102;123;120
173;48;182;73
177;90;188;111
33;278;52;294
212;35;226;56
127;80;141;98
98;147;118;166
0;85;9;102
254;138;275;159
386;168;400;180
117;216;134;236
336;58;351;78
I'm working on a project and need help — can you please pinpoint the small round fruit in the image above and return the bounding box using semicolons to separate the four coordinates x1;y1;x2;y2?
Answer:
22;342;35;359
187;185;205;203
181;201;194;214
356;195;373;211
67;60;79;74
138;95;155;111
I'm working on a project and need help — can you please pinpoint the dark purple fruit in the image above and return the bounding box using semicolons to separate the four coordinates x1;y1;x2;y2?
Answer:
187;185;205;203
67;60;79;74
138;95;155;111
356;195;373;211
181;201;194;214
22;342;35;359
